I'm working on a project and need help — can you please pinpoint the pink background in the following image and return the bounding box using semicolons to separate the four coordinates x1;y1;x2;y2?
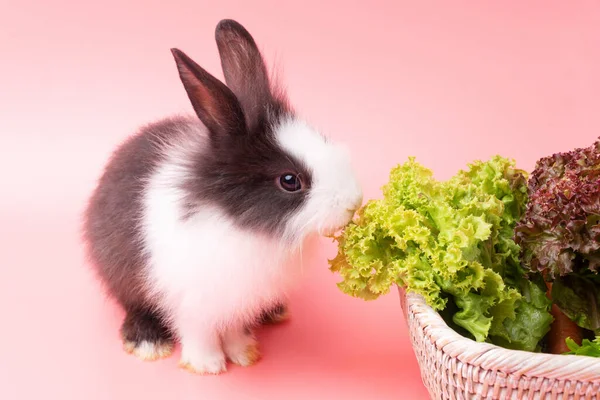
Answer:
1;1;599;399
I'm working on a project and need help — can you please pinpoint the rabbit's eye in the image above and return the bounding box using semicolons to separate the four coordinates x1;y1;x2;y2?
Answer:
278;173;302;192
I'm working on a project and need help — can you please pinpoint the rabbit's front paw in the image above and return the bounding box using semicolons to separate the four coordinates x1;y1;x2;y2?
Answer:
178;334;227;375
224;328;261;367
179;351;227;375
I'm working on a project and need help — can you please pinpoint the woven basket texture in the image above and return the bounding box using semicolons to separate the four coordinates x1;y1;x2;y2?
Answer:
398;286;600;400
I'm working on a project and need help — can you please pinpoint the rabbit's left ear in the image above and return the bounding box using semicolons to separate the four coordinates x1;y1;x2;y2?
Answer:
215;19;274;132
171;48;247;139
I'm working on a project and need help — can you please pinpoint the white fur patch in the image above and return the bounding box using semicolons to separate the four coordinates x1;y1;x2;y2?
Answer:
274;118;363;239
223;327;261;367
179;352;227;375
141;128;302;369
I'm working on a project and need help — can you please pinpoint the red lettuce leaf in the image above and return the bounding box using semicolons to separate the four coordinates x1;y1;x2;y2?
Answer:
515;138;600;278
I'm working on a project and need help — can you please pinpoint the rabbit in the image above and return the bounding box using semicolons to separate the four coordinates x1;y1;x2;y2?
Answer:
82;19;363;375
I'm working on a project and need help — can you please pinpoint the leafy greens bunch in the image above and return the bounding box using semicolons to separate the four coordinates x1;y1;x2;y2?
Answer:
329;156;553;352
515;138;600;338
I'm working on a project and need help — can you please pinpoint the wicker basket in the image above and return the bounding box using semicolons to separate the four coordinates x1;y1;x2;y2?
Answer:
398;286;600;399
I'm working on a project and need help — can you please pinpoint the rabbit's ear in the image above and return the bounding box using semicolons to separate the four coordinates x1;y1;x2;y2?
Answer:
215;19;274;132
171;48;247;138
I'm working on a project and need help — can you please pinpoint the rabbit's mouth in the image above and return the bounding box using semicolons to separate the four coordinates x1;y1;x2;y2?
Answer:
322;227;342;238
321;216;356;238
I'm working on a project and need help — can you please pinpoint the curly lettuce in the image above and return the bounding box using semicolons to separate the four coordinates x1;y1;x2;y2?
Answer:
515;138;600;277
329;156;553;351
565;336;600;358
515;138;600;334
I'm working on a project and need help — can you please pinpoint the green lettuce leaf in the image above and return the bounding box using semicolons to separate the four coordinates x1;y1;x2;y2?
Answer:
565;336;600;358
551;273;600;333
488;274;553;351
329;156;553;351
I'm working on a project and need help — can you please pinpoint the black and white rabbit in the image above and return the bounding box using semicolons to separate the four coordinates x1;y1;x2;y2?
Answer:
82;19;363;375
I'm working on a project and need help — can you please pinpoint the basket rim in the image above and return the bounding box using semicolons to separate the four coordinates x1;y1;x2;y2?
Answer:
400;286;600;382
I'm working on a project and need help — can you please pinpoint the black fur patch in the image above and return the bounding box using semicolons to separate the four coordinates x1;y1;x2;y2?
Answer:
82;117;191;310
183;111;313;236
120;307;173;345
258;302;289;324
